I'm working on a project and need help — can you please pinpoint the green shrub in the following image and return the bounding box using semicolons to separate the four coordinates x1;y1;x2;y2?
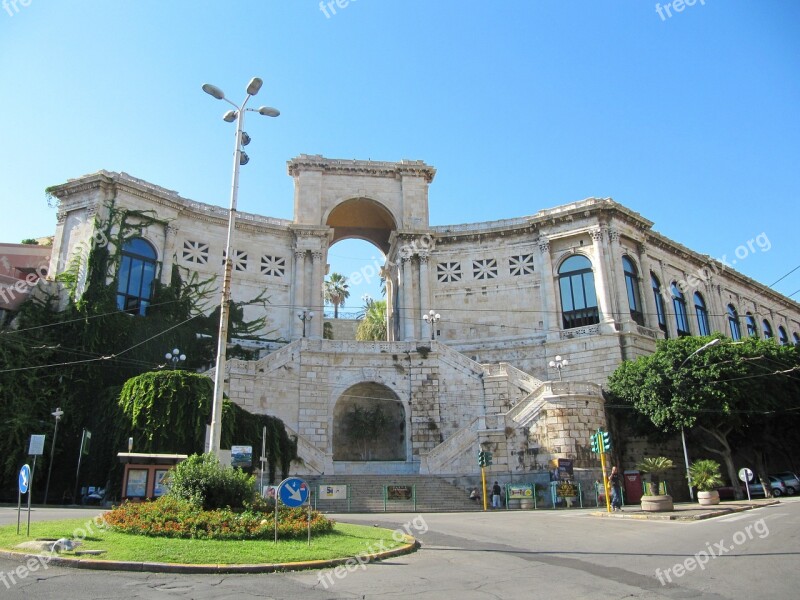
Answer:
105;496;334;540
165;453;255;510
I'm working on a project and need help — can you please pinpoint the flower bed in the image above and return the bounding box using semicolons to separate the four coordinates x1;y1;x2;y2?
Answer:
105;497;334;540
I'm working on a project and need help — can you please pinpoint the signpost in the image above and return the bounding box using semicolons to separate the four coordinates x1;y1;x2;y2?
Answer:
17;464;31;535
739;467;753;501
274;477;310;545
73;429;91;504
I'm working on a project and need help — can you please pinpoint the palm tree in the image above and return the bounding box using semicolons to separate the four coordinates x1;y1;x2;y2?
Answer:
324;273;350;318
356;299;387;341
636;456;675;496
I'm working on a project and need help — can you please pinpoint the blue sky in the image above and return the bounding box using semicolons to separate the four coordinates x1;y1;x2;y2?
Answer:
1;0;798;311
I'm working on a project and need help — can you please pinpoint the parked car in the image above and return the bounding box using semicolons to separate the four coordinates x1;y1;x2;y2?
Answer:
748;476;786;497
717;476;786;499
771;472;800;495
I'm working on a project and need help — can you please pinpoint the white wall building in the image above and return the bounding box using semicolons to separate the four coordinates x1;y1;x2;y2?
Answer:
45;156;800;481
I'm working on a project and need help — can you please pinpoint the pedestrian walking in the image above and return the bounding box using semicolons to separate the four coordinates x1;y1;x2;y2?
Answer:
610;466;623;511
492;481;501;509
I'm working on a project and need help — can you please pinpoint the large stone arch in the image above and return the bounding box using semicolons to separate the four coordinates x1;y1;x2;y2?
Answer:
325;197;397;254
332;381;406;461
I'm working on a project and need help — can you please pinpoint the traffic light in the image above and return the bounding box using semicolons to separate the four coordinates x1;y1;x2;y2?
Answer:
601;430;612;452
590;432;599;453
478;451;493;467
485;452;493;466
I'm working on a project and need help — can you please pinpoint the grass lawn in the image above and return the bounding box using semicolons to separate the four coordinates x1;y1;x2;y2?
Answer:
0;518;408;565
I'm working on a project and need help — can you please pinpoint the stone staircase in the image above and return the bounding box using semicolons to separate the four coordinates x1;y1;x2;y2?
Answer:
304;475;484;513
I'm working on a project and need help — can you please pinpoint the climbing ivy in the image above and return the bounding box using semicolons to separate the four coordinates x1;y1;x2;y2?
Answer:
0;199;287;500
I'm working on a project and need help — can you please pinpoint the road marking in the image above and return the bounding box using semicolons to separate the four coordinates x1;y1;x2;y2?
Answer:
717;514;753;523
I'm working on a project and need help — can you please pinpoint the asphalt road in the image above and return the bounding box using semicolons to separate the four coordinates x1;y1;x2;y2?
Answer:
1;500;798;599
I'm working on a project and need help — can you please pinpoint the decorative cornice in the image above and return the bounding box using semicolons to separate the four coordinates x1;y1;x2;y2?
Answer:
287;154;437;183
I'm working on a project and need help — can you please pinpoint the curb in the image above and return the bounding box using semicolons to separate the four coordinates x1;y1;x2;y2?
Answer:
0;537;420;575
588;500;779;521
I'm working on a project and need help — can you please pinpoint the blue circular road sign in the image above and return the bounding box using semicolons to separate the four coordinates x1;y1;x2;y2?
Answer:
19;464;31;494
278;477;309;507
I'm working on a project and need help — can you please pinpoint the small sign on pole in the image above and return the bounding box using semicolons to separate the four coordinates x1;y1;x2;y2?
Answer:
29;435;46;456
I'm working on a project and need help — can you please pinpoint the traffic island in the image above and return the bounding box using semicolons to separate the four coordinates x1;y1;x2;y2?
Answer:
589;499;779;521
0;518;418;574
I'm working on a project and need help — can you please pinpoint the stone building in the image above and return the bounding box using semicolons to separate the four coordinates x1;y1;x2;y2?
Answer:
44;156;800;486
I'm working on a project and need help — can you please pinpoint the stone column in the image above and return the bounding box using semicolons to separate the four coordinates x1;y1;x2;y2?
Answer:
637;243;659;332
704;279;724;334
160;225;178;284
418;251;431;335
608;228;630;325
537;237;557;335
656;260;678;339
311;251;324;338
590;228;614;325
292;249;306;339
401;255;415;340
384;267;395;342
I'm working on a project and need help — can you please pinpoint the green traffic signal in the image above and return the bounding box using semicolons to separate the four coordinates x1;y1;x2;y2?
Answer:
590;433;599;453
602;430;612;451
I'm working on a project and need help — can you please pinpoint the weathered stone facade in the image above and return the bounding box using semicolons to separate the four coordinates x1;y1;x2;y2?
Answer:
44;156;800;478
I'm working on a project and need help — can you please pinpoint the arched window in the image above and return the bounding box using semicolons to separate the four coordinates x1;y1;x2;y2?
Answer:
558;255;599;329
116;238;157;316
745;313;758;337
778;326;788;345
671;283;690;337
622;256;644;326
727;305;741;341
794;332;800;346
763;319;773;339
651;274;668;337
694;292;710;336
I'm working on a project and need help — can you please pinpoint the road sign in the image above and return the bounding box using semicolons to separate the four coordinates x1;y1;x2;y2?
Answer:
278;477;309;507
29;435;46;456
738;468;754;483
19;465;31;494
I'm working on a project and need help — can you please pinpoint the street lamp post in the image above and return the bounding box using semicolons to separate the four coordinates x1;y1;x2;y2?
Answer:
678;338;721;501
203;77;280;456
423;309;440;341
548;355;569;381
298;309;314;338
165;348;186;370
43;407;63;505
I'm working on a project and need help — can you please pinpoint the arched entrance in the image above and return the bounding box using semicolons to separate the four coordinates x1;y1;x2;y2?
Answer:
332;382;406;461
325;197;397;253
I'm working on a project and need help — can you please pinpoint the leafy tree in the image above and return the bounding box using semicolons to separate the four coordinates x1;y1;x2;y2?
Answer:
607;335;800;499
20;238;38;245
356;299;387;341
324;273;350;318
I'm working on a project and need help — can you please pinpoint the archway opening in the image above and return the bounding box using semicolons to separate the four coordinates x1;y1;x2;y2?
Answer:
326;197;396;254
333;382;405;461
